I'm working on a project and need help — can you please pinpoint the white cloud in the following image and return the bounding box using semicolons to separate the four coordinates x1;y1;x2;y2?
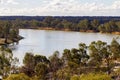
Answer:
0;0;18;5
0;0;120;16
7;0;18;4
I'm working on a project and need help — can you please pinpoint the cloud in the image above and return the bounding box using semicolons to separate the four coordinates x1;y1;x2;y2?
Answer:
0;0;18;5
7;0;18;4
0;0;120;16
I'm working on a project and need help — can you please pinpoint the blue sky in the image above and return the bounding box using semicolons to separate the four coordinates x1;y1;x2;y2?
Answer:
0;0;120;16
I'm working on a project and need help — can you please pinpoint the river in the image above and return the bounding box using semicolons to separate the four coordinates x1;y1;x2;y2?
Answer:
12;29;119;65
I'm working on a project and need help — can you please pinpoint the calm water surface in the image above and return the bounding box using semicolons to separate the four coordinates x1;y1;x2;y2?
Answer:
12;29;119;64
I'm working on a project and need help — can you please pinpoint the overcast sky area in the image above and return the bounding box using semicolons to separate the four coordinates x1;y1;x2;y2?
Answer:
0;0;120;16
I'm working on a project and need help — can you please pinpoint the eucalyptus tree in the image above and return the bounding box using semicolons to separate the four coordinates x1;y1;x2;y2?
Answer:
49;51;63;79
64;43;89;66
99;20;118;33
22;53;35;77
3;21;12;43
77;19;90;31
91;19;99;31
43;16;54;27
62;20;72;30
51;18;61;28
0;46;14;77
34;55;49;67
79;43;89;65
89;41;113;74
108;20;118;32
56;68;70;80
110;38;120;60
35;62;48;80
62;49;71;66
89;41;107;67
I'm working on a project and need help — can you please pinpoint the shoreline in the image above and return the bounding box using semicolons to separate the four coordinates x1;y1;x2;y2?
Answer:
20;27;120;35
0;35;24;45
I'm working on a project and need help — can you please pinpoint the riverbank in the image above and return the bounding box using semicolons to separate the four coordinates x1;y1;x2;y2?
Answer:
0;35;23;45
21;27;120;35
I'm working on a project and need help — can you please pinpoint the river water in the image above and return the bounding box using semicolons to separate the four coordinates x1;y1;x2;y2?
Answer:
12;29;119;64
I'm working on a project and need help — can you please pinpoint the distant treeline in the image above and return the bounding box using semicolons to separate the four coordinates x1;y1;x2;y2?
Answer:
1;16;120;33
1;16;120;23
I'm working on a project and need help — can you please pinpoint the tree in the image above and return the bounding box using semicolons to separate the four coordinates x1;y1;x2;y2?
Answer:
89;41;113;74
89;41;107;67
51;18;61;28
70;46;89;66
10;57;19;74
99;20;118;33
30;20;40;27
79;43;89;65
9;29;17;42
43;16;54;27
104;23;111;32
108;20;118;32
34;55;49;67
56;68;70;80
22;53;35;77
3;21;12;43
77;19;90;31
49;51;63;79
110;38;120;60
116;21;120;31
98;24;105;33
62;49;71;66
35;62;48;80
91;19;99;31
0;47;13;78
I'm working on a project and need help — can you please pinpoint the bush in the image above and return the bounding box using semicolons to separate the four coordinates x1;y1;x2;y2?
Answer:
4;73;31;80
70;73;112;80
70;75;79;80
80;73;112;80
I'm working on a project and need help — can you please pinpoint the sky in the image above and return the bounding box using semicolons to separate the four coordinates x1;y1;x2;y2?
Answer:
0;0;120;16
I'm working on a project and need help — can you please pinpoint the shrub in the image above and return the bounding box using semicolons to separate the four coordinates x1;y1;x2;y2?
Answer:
70;75;79;80
80;73;112;80
4;73;31;80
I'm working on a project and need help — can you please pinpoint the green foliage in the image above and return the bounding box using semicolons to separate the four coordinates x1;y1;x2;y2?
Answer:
1;17;120;33
49;51;63;70
21;53;35;76
91;19;99;31
56;68;71;80
110;38;120;59
78;19;90;31
63;43;89;67
4;73;31;80
79;73;112;80
49;51;63;79
99;20;118;33
34;55;49;66
89;41;108;65
0;21;20;44
70;75;80;80
35;63;48;79
89;40;114;74
0;47;14;77
21;52;50;77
